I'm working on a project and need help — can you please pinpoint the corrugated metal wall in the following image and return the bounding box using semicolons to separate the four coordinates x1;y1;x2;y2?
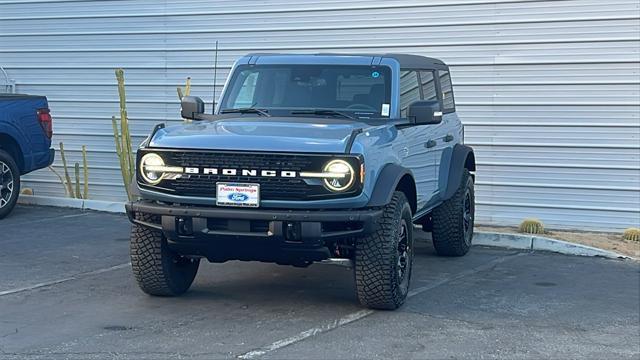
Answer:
1;0;638;231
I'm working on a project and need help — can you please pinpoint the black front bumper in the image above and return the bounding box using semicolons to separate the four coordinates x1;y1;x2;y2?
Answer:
125;200;382;265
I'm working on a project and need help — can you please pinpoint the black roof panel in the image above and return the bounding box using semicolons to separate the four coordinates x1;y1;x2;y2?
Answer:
244;53;449;69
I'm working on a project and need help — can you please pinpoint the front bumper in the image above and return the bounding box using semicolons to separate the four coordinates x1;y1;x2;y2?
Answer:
125;200;382;264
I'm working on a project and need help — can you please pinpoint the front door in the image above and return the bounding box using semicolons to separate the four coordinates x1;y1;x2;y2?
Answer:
398;70;438;210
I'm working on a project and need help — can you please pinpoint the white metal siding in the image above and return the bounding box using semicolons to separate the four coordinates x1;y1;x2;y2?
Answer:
1;0;638;231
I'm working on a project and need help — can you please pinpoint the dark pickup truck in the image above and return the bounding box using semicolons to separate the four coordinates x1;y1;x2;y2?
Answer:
0;94;54;218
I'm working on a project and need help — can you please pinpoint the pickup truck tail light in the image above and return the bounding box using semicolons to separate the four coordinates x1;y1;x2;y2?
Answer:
37;108;53;139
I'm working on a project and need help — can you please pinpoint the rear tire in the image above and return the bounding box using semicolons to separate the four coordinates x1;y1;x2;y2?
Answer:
355;191;413;310
0;150;20;219
130;213;200;296
432;169;474;257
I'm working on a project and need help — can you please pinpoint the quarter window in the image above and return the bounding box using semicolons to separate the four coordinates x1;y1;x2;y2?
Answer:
419;71;437;101
438;70;455;111
399;70;420;117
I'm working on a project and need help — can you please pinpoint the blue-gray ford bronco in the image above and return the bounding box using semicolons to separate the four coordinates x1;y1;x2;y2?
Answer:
125;53;476;310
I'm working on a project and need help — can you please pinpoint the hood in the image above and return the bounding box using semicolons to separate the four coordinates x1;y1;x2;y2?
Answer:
149;116;377;153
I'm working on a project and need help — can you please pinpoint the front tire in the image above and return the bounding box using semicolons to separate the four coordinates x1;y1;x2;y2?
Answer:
431;169;475;257
0;150;20;219
130;213;200;296
355;191;413;310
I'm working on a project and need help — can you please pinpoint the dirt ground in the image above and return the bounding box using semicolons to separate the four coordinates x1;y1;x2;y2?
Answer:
477;225;640;259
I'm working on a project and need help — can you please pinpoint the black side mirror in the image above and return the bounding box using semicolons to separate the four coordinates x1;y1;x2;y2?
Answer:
407;100;442;125
181;96;205;120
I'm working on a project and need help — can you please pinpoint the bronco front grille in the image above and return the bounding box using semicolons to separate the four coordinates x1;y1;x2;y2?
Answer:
169;152;314;172
137;150;362;201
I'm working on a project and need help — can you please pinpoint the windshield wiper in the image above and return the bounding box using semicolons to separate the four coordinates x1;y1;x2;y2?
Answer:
291;109;355;120
221;107;271;117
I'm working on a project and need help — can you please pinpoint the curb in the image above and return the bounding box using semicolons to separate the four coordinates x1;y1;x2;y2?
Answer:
474;231;632;260
18;194;125;214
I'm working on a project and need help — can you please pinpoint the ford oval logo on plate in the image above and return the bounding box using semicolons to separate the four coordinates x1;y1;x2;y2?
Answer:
228;193;249;202
216;183;260;208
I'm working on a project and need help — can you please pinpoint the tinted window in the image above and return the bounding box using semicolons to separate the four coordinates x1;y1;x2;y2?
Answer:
221;65;391;118
399;70;420;117
419;71;437;101
438;70;455;111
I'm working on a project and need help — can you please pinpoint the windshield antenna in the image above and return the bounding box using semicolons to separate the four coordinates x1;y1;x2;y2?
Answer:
212;40;219;114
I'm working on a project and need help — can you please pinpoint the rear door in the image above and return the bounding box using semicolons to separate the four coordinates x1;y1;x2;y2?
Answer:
419;70;448;192
431;69;458;189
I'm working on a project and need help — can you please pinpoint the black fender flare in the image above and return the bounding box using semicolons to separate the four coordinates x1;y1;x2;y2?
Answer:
366;163;414;208
439;144;476;201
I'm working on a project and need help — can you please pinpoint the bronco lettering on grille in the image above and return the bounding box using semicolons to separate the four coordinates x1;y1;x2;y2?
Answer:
184;167;298;178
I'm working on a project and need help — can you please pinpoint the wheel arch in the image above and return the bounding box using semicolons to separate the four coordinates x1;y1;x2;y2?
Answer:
367;163;417;214
0;132;25;173
439;144;475;201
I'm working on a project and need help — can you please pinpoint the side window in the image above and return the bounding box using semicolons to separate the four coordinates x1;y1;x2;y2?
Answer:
438;70;455;111
399;70;420;117
231;71;258;108
419;71;437;101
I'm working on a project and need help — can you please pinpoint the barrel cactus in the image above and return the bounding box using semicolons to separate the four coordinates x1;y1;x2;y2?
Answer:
622;228;640;242
519;218;545;234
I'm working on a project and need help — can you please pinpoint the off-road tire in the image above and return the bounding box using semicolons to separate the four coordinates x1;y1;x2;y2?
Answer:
355;191;413;310
0;150;20;219
432;169;474;257
130;213;200;296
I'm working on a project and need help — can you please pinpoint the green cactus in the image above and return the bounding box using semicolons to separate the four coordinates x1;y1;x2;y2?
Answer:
622;228;640;242
58;142;75;197
49;142;90;199
112;68;136;201
177;77;193;123
519;218;545;234
177;77;191;100
82;145;89;199
74;162;81;199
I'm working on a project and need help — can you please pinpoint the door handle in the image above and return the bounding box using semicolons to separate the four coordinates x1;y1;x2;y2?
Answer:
444;134;454;142
425;140;437;148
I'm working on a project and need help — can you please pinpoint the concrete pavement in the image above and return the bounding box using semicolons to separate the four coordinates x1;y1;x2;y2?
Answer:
1;205;638;359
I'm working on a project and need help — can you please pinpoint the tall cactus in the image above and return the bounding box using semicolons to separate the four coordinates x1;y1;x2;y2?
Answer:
112;68;136;201
49;142;90;199
58;142;75;197
82;145;89;199
74;163;81;199
177;77;192;100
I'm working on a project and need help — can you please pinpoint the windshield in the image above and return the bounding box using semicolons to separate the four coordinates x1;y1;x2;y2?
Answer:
220;64;392;119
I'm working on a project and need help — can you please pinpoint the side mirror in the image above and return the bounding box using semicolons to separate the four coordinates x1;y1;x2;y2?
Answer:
407;100;442;125
181;96;205;120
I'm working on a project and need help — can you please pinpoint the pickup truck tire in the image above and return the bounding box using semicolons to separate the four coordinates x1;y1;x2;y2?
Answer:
355;191;413;310
130;213;200;296
0;149;20;219
431;169;474;257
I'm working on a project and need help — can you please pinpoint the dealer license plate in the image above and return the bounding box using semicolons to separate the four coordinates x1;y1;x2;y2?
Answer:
216;183;260;208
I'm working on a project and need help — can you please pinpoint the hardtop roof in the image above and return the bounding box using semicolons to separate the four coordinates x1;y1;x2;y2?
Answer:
243;53;449;70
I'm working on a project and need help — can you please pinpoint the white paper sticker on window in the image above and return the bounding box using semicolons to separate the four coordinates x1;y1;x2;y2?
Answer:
381;103;390;117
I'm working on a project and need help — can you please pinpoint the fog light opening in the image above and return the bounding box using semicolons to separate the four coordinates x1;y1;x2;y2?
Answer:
177;217;193;236
284;222;301;242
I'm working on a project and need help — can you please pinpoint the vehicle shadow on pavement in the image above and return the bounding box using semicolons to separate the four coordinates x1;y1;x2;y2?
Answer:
176;236;440;307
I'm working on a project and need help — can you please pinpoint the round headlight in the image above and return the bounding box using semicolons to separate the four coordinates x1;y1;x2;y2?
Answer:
140;153;164;185
323;159;355;192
